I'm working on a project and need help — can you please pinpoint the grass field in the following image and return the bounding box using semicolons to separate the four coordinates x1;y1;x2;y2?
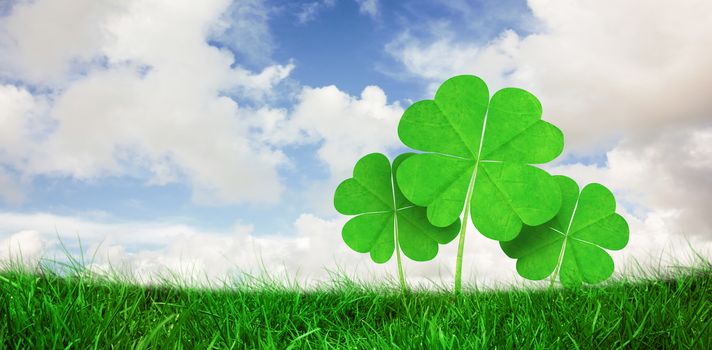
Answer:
1;255;710;349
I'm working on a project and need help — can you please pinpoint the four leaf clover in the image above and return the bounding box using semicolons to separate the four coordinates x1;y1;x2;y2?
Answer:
500;176;629;287
396;75;564;241
334;153;460;263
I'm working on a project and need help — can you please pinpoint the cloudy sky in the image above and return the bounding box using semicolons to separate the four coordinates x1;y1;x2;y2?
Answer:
1;0;711;289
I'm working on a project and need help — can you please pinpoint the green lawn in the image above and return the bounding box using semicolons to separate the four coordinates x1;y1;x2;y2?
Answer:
1;259;710;349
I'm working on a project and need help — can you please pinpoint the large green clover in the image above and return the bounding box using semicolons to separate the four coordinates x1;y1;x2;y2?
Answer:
396;75;564;241
334;153;460;289
500;175;629;288
396;75;564;293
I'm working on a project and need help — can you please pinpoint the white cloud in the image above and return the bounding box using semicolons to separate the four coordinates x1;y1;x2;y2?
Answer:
235;84;405;215
0;84;49;204
386;0;712;242
355;0;379;18
229;83;406;215
0;0;128;85
0;211;542;288
296;85;406;214
1;230;55;267
296;0;336;24
0;0;406;209
547;126;712;240
387;0;712;150
289;85;404;179
386;27;520;95
211;0;273;66
0;84;49;163
0;0;295;205
2;210;708;289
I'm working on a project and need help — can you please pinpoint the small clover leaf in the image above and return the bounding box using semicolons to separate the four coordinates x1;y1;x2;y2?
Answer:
334;153;460;263
396;75;564;241
500;175;629;288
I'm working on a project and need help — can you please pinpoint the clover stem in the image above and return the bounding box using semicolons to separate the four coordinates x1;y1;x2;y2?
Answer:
455;167;478;295
454;201;470;295
390;166;407;294
549;236;567;289
393;213;407;294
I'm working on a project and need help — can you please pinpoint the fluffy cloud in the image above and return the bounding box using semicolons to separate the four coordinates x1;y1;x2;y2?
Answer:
0;0;296;205
289;85;404;179
386;27;520;94
1;230;54;267
387;0;712;150
0;84;49;163
0;84;49;204
0;211;567;288
548;126;712;240
0;0;404;206
386;0;712;240
3;210;708;289
355;0;379;18
236;84;405;215
211;0;273;66
296;0;336;24
0;0;124;84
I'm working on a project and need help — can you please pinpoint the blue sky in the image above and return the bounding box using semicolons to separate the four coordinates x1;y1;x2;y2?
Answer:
264;0;537;100
1;0;711;287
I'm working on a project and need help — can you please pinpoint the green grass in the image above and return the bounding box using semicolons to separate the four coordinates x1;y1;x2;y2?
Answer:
1;255;710;349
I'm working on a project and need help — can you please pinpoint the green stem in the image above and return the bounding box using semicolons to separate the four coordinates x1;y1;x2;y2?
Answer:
394;214;407;293
454;200;470;294
454;168;478;295
390;168;407;294
454;103;489;295
549;236;567;289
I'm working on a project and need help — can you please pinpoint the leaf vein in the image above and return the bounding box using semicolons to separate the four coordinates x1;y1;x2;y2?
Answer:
433;100;478;158
352;177;393;211
481;120;540;160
